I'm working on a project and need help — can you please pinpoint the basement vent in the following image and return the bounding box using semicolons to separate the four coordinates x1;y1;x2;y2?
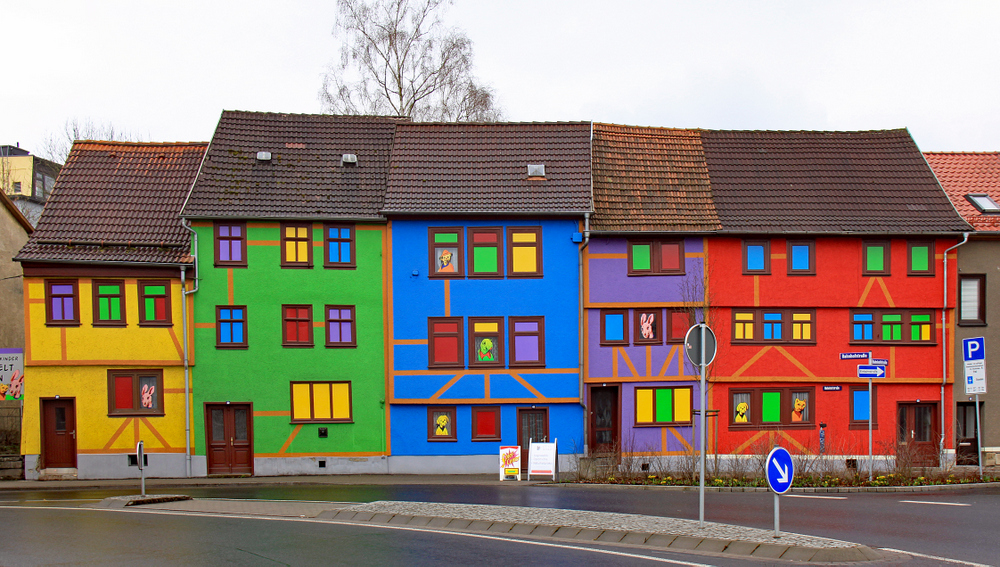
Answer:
527;164;545;178
256;151;272;161
341;153;358;166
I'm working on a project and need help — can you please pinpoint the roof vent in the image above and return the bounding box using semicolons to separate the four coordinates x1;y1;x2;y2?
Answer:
256;151;272;161
527;164;545;178
341;153;358;167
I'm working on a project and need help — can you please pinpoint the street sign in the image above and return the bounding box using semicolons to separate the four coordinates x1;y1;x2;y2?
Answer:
684;324;717;366
871;358;888;366
963;337;987;395
840;352;869;360
857;365;886;378
963;337;985;361
766;446;794;494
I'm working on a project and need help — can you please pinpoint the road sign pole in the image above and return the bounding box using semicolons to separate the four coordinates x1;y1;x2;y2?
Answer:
868;351;873;482
699;324;706;529
774;492;780;538
975;394;983;478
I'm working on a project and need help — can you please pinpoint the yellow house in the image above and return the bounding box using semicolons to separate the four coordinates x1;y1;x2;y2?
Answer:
15;141;207;480
1;145;61;227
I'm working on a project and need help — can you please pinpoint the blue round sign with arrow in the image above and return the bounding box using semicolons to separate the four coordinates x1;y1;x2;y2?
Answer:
766;446;794;494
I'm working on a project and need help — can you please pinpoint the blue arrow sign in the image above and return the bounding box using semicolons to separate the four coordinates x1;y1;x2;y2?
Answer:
766;446;794;494
858;365;886;378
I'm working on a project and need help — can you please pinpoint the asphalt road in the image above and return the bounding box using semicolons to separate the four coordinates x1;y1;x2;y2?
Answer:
1;483;996;565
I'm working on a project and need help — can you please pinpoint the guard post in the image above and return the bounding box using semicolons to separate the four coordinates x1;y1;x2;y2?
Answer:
765;446;794;537
684;323;717;529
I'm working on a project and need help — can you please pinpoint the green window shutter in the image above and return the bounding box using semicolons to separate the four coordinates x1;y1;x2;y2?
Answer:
473;246;498;273
145;298;156;320
434;233;458;244
655;388;673;422
110;298;120;320
911;246;929;271
632;244;651;271
867;246;884;271
762;391;781;422
99;297;110;320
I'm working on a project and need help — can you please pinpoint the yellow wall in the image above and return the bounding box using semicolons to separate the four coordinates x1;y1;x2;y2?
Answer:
1;156;36;197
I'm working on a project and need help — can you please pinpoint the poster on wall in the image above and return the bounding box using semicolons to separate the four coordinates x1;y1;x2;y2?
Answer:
0;348;24;401
499;446;521;481
527;439;558;481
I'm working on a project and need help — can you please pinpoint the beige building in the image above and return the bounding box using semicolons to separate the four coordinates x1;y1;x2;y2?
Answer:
0;190;33;349
1;145;61;227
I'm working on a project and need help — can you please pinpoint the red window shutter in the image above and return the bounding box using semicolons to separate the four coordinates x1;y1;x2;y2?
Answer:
115;376;133;409
434;336;459;363
661;243;680;271
476;410;496;437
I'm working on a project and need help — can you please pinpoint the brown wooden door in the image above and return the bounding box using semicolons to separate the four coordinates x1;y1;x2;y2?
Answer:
517;408;548;473
589;385;619;455
41;398;76;469
897;403;939;467
205;403;253;475
956;402;982;465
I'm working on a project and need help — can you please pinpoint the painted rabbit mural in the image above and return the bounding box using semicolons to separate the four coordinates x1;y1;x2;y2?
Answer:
140;384;155;409
640;312;655;340
5;370;24;401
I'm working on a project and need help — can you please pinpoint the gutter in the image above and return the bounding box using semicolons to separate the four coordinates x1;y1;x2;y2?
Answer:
180;219;200;478
941;232;970;465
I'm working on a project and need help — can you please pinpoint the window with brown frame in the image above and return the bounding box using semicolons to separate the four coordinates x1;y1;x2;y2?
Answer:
428;406;457;441
323;223;356;269
743;240;770;275
509;316;545;367
468;227;504;278
849;385;878;429
92;280;126;327
729;387;815;428
215;221;247;267
108;369;164;416
786;240;815;275
138;280;172;326
633;309;662;345
666;309;692;343
907;240;934;276
635;386;693;426
325;305;356;348
282;304;314;347
862;240;891;276
600;309;629;346
216;306;248;348
627;240;685;276
471;406;502;441
280;222;313;268
731;309;816;344
469;316;504;368
507;226;543;277
428;227;464;278
850;309;935;344
45;280;80;326
959;275;986;325
428;317;464;368
290;381;352;423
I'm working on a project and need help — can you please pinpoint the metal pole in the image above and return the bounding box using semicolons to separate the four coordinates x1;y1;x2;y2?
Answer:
975;394;983;478
773;492;780;538
868;351;873;482
699;324;707;529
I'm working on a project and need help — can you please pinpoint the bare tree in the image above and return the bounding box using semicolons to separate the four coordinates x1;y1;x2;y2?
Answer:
320;0;503;121
39;118;144;164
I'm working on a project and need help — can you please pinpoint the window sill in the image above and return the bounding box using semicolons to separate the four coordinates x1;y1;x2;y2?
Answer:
957;322;987;327
471;437;502;442
634;422;693;428
216;344;249;350
92;322;128;328
627;272;686;277
109;412;166;418
214;263;248;269
279;264;314;269
282;343;315;348
426;438;457;442
325;343;357;349
46;322;81;327
848;423;879;430
139;321;174;328
290;419;353;424
323;264;357;270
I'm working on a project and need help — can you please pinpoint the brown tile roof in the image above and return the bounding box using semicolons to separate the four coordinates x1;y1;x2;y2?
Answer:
924;152;1000;232
700;129;971;234
590;124;719;232
383;122;592;215
16;141;208;266
182;111;404;220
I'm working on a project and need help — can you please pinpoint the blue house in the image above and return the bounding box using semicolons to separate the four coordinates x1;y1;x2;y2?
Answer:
383;123;592;473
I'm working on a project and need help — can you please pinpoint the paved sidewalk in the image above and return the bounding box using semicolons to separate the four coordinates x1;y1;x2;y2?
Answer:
108;496;885;563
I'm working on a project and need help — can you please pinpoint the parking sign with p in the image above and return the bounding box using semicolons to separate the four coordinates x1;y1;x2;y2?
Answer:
964;337;985;361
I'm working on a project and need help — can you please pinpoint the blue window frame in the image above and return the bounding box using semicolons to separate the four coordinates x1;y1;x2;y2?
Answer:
743;240;770;274
787;240;815;275
600;309;628;346
763;312;783;340
324;223;356;269
217;306;247;348
852;313;873;341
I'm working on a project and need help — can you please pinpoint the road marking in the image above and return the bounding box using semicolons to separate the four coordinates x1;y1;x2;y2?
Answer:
785;495;847;500
25;498;101;502
0;505;722;566
880;547;990;567
899;500;971;507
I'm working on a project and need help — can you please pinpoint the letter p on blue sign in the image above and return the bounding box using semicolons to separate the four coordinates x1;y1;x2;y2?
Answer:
964;337;985;362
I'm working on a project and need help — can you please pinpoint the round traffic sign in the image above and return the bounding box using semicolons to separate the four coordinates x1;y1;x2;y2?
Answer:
684;324;717;366
766;446;794;494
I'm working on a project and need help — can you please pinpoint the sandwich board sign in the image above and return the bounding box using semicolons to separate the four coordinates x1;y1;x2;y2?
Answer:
499;446;521;481
527;439;558;481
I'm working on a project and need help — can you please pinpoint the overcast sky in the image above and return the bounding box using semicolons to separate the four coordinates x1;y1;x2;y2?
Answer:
6;0;1000;160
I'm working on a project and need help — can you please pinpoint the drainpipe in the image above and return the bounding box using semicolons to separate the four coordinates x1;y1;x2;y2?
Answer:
180;219;200;478
941;232;969;466
578;213;591;456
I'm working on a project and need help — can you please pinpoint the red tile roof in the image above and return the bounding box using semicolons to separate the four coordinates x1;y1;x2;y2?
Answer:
16;141;207;266
591;124;719;232
383;122;592;215
182;111;404;220
701;129;971;234
923;152;1000;232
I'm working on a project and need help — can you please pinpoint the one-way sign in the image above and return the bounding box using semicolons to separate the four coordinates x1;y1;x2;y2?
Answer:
858;365;886;378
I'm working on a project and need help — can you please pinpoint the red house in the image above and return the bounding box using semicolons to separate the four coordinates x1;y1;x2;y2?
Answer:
701;130;971;467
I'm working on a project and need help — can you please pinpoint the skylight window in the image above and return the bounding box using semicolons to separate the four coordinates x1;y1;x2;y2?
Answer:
966;194;1000;213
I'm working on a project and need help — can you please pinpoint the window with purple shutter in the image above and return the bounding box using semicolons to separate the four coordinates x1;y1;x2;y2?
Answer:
509;316;545;367
46;280;79;326
215;222;247;267
326;305;356;347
